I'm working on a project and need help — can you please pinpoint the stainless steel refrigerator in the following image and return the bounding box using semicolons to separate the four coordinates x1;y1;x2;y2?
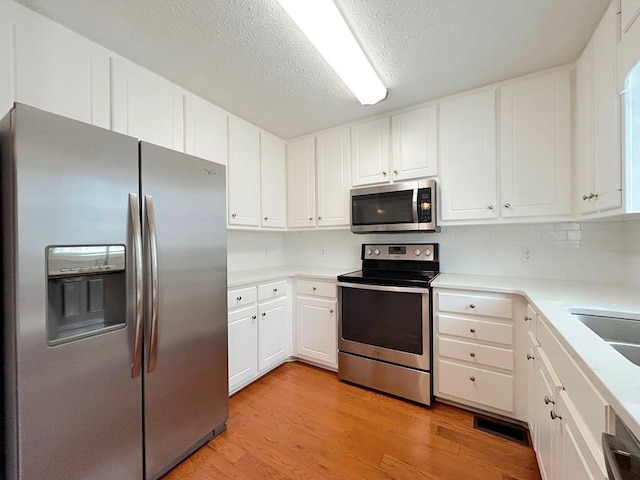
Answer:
1;103;228;480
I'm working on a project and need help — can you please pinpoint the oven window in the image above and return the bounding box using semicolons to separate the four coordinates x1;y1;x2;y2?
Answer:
352;190;414;225
341;287;423;354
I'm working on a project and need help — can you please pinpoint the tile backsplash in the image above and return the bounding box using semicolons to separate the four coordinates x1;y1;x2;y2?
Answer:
228;219;637;285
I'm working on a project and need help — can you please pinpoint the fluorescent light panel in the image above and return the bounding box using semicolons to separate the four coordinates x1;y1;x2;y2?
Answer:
276;0;387;105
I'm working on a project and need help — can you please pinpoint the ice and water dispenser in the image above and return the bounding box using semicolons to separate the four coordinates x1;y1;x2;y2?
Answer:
46;245;126;345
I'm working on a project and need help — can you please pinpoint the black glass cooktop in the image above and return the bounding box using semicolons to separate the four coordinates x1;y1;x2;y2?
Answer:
337;269;438;288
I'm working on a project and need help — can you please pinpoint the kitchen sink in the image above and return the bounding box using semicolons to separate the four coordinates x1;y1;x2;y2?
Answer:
570;311;640;367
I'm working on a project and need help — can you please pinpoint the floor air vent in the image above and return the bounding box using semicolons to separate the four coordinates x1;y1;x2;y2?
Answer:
473;415;530;446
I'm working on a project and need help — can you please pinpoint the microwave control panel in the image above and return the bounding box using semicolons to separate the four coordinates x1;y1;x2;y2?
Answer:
417;188;432;223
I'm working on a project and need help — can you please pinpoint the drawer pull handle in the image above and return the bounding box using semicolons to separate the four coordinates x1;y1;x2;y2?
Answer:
264;216;268;221
544;396;554;405
550;411;561;420
527;353;534;360
261;312;266;317
312;287;317;291
236;296;242;301
251;315;256;320
524;315;531;322
469;328;476;333
273;288;278;292
469;352;476;358
469;304;476;309
469;376;476;382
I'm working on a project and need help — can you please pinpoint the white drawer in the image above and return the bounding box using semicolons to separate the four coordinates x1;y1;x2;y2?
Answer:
297;279;336;298
258;280;288;301
537;316;611;444
438;359;514;412
227;286;257;310
438;314;513;346
438;292;513;319
438;337;514;371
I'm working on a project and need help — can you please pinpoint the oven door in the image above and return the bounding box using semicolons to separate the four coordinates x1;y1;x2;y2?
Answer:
337;282;430;371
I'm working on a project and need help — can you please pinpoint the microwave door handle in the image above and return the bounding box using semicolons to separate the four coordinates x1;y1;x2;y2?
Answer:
412;188;419;223
145;195;160;373
129;193;144;379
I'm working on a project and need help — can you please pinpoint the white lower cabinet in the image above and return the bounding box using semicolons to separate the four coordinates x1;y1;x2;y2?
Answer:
227;280;290;394
295;279;338;369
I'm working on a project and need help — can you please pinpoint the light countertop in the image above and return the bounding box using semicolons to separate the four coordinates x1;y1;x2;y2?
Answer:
431;273;640;440
227;265;352;288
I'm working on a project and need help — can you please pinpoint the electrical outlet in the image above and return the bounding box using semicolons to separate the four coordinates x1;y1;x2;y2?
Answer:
522;247;532;262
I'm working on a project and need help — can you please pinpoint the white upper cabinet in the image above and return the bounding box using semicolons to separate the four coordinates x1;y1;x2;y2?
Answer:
228;115;261;227
112;58;184;151
391;106;438;181
260;131;287;229
184;93;227;165
316;128;351;227
439;90;498;221
619;0;640;90
287;137;316;228
577;3;622;214
350;117;390;186
500;70;571;218
7;2;110;128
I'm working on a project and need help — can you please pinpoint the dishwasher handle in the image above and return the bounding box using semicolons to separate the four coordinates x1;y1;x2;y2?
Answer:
603;432;640;480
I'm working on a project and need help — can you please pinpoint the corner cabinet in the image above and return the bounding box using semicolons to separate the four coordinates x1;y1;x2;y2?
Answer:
287;137;316;228
316;128;351;227
227;115;261;227
390;106;438;181
439;90;499;221
260;132;286;228
294;279;338;369
350;117;391;186
499;70;571;218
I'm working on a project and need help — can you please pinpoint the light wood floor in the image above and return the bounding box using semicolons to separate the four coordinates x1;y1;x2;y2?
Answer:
163;362;542;480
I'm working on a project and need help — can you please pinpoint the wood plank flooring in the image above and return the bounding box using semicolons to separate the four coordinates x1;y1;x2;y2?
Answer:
163;362;541;480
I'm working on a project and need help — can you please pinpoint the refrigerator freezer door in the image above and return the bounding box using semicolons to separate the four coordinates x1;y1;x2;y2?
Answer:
2;104;143;479
140;142;228;480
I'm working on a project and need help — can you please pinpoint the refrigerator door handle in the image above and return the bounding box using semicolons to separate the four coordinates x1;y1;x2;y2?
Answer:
130;193;144;378
145;195;160;373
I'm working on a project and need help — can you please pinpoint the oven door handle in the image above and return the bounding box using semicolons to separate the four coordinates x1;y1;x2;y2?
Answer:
337;282;430;294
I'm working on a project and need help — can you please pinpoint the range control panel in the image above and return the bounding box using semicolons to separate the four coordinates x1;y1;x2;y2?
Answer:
362;244;438;261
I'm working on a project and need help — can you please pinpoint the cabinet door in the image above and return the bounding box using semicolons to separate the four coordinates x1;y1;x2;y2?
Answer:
228;116;261;226
8;2;110;128
316;128;351;227
391;106;438;181
184;93;227;165
112;58;184;151
350;117;390;186
576;41;596;214
500;70;571;218
557;391;608;480
257;297;289;372
228;306;258;393
592;3;622;211
260;132;286;228
534;348;562;480
439;90;498;221
296;296;337;367
287;137;316;228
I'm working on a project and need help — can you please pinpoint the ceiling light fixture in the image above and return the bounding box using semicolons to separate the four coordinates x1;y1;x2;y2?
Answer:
276;0;388;106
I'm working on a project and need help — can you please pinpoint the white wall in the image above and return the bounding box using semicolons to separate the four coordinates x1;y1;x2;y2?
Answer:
625;218;640;285
283;221;627;283
227;230;285;272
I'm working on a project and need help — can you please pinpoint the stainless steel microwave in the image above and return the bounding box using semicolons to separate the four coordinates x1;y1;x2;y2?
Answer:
350;179;438;233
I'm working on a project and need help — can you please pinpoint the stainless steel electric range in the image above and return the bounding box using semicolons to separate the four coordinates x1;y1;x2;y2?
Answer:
337;243;439;406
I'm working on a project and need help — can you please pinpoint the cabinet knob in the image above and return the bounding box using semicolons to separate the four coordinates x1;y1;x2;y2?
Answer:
527;353;534;360
550;411;562;421
264;216;268;220
469;328;476;333
488;205;494;210
330;309;334;314
469;376;476;382
393;170;398;174
312;286;317;291
469;304;476;309
469;352;476;358
318;216;322;220
504;203;510;208
593;193;599;199
261;312;266;316
544;395;554;405
382;171;387;176
582;194;590;201
251;315;256;320
273;288;278;292
309;217;313;221
236;296;242;301
231;213;237;218
524;315;531;322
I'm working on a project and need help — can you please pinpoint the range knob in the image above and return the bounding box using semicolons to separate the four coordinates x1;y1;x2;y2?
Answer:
366;249;372;256
424;249;431;256
374;249;381;255
414;249;422;256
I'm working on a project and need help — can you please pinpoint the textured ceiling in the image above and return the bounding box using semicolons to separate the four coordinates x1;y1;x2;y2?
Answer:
14;0;610;139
